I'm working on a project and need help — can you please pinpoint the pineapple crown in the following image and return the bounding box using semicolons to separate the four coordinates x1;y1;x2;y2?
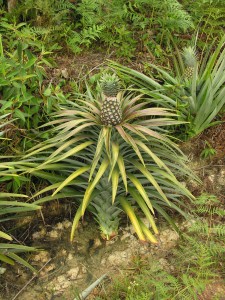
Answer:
100;73;121;97
182;46;197;67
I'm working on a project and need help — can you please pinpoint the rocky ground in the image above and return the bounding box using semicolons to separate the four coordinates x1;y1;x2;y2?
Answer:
0;216;186;300
0;152;224;300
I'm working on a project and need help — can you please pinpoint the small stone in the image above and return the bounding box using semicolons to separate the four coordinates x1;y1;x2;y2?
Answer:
129;225;136;235
45;263;55;273
47;230;60;239
32;251;50;263
207;174;215;183
67;267;80;280
53;68;61;77
180;219;196;230
159;258;169;268
55;222;64;230
61;68;69;78
61;249;67;255
57;275;67;284
62;220;72;229
0;267;6;274
107;250;132;266
159;229;179;249
67;253;74;261
32;228;46;240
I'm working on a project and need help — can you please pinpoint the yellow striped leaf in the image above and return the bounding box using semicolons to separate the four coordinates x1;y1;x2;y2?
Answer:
70;204;82;241
128;187;158;234
52;166;90;196
138;218;158;244
82;159;109;215
117;155;127;193
132;161;169;204
128;173;154;214
119;196;146;241
112;168;119;203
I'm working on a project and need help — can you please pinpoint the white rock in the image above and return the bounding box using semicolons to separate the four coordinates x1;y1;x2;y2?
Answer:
32;228;46;240
32;251;50;263
62;220;72;229
107;250;132;266
0;267;6;275
67;253;74;261
55;222;64;230
67;267;80;280
47;230;60;239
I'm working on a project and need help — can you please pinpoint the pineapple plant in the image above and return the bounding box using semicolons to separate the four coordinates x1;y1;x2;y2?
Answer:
100;73;122;126
90;177;121;240
182;46;198;80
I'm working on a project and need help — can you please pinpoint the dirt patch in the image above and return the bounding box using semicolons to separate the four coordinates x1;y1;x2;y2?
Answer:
0;217;182;300
181;115;225;163
43;49;156;94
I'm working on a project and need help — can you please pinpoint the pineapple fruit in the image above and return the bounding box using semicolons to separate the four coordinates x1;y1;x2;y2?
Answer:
182;46;198;80
100;73;122;126
90;177;121;240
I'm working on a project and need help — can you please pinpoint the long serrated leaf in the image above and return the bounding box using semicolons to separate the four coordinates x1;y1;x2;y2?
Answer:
70;204;82;241
33;192;82;205
126;107;176;121
82;159;109;215
0;193;28;198
127;173;154;214
49;136;87;160
89;128;105;181
0;254;14;265
133;161;169;205
119;196;145;241
108;142;119;180
122;123;147;140
0;231;12;241
104;126;112;159
7;253;36;272
52;166;90;196
116;125;145;165
53;141;93;162
111;168;119;204
0;244;37;251
117;155;127;193
0;201;40;208
138;218;158;243
128;187;158;234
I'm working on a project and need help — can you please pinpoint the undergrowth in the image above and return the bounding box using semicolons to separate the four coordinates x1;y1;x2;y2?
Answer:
95;193;225;300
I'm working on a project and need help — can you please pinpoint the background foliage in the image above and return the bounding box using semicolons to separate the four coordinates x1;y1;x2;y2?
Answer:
1;0;224;59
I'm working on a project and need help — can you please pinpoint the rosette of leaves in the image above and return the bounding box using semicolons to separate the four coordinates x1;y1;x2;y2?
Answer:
109;36;225;138
25;75;196;243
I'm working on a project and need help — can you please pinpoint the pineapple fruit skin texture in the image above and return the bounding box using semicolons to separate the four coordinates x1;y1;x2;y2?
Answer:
101;96;122;126
100;73;122;126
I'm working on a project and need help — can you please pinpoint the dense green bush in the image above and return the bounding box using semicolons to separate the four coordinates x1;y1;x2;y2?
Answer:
0;0;194;58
